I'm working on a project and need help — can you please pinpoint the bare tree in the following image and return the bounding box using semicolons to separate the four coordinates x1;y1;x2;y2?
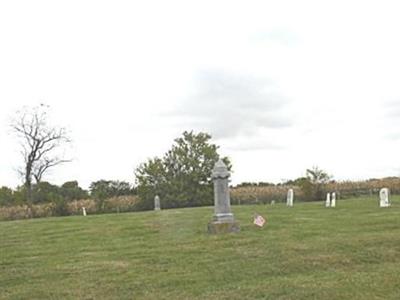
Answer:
11;105;71;212
306;166;332;200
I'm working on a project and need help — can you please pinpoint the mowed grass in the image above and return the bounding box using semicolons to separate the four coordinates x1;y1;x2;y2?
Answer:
1;197;400;300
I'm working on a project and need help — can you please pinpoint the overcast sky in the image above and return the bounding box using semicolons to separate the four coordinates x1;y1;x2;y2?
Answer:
1;0;400;189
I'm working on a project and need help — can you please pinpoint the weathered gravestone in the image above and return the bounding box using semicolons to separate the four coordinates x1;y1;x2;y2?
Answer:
287;189;294;207
208;159;240;234
331;192;336;207
379;188;390;208
154;195;161;211
82;207;87;216
325;193;331;207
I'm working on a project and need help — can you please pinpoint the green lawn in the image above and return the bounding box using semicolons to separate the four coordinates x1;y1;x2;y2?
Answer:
1;197;400;299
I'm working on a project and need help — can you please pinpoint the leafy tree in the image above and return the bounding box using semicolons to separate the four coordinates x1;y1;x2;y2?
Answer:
89;180;135;211
294;166;332;201
109;181;135;196
10;186;27;205
0;181;88;216
135;158;166;209
135;131;231;210
293;177;313;200
306;166;331;200
306;166;331;185
60;181;88;201
11;104;71;214
31;181;62;204
235;182;275;188
0;186;14;207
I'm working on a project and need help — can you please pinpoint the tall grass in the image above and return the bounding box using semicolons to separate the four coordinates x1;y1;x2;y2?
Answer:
0;196;139;221
326;177;400;197
2;177;400;220
231;177;400;205
231;186;304;204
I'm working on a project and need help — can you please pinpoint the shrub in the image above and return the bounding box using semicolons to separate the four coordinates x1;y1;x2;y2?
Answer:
104;196;139;213
66;199;97;215
0;203;55;221
230;186;305;204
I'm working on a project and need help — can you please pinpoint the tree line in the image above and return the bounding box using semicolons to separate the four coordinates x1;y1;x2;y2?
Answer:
4;105;232;214
2;104;339;218
0;180;136;207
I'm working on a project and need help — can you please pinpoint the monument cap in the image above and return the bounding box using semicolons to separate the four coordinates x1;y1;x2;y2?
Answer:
211;159;230;179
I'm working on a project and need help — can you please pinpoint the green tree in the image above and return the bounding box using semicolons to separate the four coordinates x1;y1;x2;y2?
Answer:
89;180;135;211
135;131;231;210
135;158;166;210
0;186;14;206
298;166;332;201
293;177;313;201
31;181;62;204
60;181;88;201
11;186;27;205
306;166;331;185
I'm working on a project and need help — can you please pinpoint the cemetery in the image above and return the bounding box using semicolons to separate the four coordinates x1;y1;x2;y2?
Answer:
1;159;400;299
1;124;399;299
1;4;400;298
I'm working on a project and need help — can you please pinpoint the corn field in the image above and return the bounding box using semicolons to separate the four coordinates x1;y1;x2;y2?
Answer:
0;196;139;221
231;177;400;205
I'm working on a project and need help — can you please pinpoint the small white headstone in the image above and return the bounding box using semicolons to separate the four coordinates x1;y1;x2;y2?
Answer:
82;207;87;216
331;192;336;207
154;195;161;211
325;193;331;207
379;188;390;208
271;200;275;205
287;189;294;207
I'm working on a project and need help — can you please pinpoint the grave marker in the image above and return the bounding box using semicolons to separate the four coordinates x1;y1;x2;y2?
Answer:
325;193;331;207
287;189;294;207
208;159;240;233
331;192;336;207
154;195;161;211
379;188;390;208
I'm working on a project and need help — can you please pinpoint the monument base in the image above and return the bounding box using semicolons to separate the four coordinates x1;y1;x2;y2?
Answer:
214;212;234;222
207;220;240;234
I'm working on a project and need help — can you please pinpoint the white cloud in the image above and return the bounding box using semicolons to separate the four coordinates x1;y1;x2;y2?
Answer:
168;70;292;141
1;0;400;188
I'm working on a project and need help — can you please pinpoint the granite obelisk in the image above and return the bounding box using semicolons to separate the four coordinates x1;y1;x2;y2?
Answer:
208;159;240;233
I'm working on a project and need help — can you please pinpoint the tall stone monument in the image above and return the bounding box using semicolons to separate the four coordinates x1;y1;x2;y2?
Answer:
331;192;336;207
379;188;390;208
208;159;240;233
287;189;294;207
325;193;331;207
154;195;161;211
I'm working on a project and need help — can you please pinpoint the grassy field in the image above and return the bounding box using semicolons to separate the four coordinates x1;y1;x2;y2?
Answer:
1;196;400;300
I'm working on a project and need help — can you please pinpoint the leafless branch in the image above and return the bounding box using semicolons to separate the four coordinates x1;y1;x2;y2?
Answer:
11;105;72;205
